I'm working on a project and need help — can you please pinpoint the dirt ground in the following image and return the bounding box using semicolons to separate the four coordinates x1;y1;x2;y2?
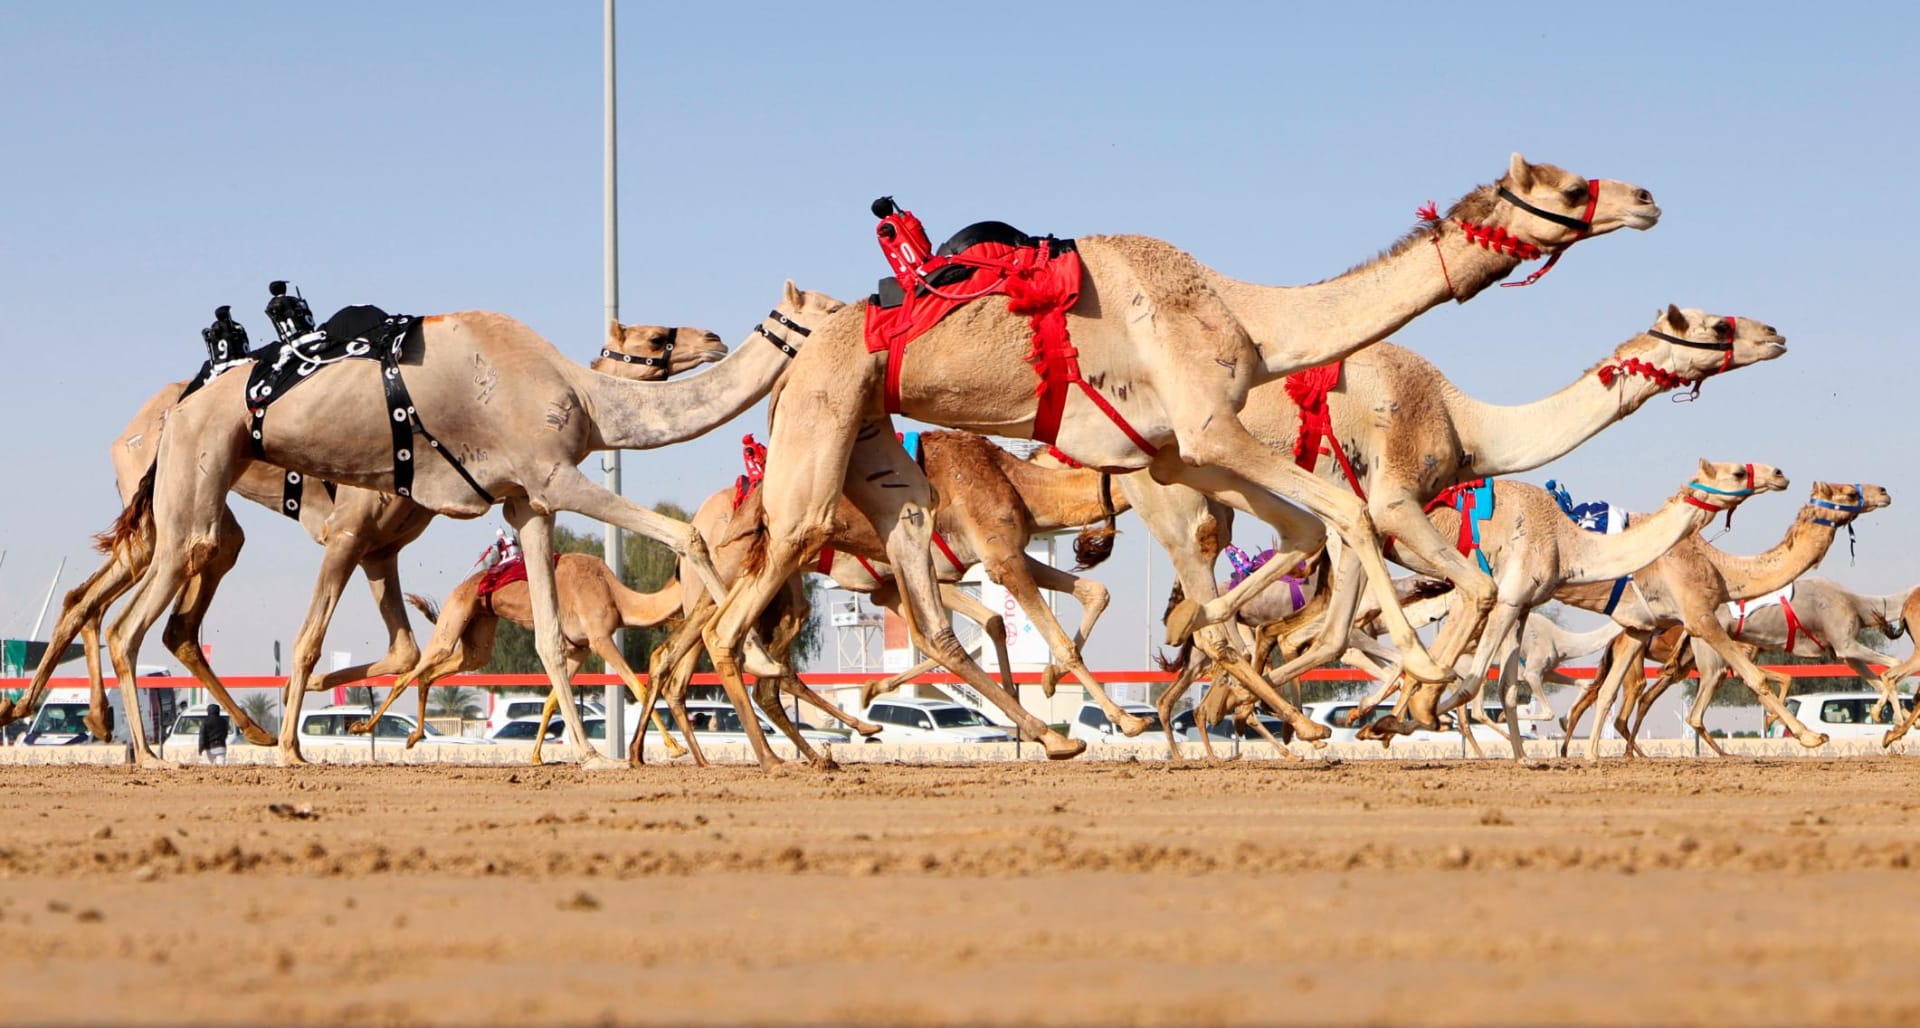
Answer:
2;758;1919;1026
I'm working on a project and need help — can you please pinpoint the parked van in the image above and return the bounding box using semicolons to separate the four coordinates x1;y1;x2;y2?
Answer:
1775;691;1908;740
24;679;178;746
861;697;1011;744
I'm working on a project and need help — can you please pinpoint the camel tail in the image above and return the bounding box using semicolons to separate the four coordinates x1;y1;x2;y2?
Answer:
1154;641;1191;674
740;519;772;578
405;593;441;624
92;465;156;565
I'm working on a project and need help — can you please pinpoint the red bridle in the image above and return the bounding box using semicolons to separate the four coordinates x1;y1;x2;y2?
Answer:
1421;178;1601;300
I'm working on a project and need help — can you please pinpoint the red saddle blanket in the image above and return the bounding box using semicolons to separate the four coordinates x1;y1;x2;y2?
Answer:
476;553;561;600
861;236;1156;458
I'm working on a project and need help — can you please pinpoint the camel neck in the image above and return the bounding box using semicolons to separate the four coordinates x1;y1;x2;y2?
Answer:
994;455;1129;530
1543;618;1622;659
572;320;799;451
1704;513;1839;599
612;576;682;628
1452;335;1677;476
1568;492;1717;582
1206;224;1521;374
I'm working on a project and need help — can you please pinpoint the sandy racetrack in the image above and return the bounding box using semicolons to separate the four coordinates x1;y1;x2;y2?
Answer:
3;758;1918;1025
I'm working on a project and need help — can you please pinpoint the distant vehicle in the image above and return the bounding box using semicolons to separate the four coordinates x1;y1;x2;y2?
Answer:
1166;707;1287;745
295;705;492;747
484;696;600;738
486;716;566;743
859;697;1011;744
1068;701;1165;744
163;709;247;750
1775;691;1909;740
1300;701;1508;748
667;701;848;748
24;683;178;746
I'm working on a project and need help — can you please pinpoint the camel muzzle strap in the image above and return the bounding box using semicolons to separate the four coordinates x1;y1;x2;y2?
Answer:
755;310;810;358
1686;477;1755;530
599;326;677;368
1495;178;1599;289
1649;315;1738;400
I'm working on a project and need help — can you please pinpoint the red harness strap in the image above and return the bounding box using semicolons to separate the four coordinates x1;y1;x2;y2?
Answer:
929;532;968;574
1286;361;1366;497
1782;599;1822;653
865;239;1157;463
817;547;885;582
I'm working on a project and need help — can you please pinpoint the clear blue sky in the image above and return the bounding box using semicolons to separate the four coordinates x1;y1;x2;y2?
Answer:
2;2;1915;674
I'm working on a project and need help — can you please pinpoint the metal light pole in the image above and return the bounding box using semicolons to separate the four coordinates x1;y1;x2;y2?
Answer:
599;0;626;758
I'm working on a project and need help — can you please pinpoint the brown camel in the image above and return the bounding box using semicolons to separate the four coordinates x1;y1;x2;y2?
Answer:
698;155;1661;766
641;431;1133;766
101;284;837;767
1397;462;1787;758
1623;577;1917;748
352;552;686;761
0;320;715;751
1552;481;1892;758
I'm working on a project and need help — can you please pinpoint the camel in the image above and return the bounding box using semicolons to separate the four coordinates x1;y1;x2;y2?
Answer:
0;321;718;749
101;282;842;767
641;431;1133;767
350;552;688;761
698;155;1661;766
1880;590;1920;694
1394;462;1787;758
1621;577;1917;748
1171;304;1786;732
1551;481;1892;758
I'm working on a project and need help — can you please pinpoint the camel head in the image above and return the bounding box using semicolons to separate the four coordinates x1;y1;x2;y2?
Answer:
1798;481;1893;528
1640;305;1788;380
593;322;727;381
1492;153;1660;244
1688;461;1789;513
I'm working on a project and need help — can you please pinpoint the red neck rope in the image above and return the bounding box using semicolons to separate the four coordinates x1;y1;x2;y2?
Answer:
1598;316;1741;401
1419;179;1598;301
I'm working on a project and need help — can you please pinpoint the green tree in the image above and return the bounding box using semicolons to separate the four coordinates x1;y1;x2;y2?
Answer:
427;685;484;719
237;692;279;733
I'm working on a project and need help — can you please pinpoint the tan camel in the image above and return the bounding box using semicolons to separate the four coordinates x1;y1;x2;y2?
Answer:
1183;305;1785;728
1552;482;1892;758
0;321;716;748
1623;577;1917;747
699;155;1661;764
642;431;1133;767
351;553;687;761
101;284;839;767
1394;462;1786;757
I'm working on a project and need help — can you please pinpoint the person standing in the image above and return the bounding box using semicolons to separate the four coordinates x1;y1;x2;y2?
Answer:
197;703;229;766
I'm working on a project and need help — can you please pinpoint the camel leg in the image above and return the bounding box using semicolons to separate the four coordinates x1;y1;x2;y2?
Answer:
1582;634;1647;762
1366;495;1500;681
1496;645;1528;761
103;552;193;769
782;677;879;736
975;554;1144;735
1625;644;1694;754
1156;659;1204;761
157;528;276;747
499;501;611;768
311;552;425;689
1687;616;1826;749
1681;642;1732;757
0;546;142;728
1152;421;1453;685
937;584;1018;698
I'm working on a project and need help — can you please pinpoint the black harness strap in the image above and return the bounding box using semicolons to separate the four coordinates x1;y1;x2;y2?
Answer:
281;470;304;520
1648;329;1732;354
378;351;496;505
599;326;678;368
1495;186;1596;234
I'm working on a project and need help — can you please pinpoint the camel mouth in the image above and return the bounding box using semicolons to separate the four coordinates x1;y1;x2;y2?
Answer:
1620;207;1661;231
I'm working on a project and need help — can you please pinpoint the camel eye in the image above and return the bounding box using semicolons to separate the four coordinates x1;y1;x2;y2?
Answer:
1733;468;1747;480
1564;183;1588;203
1714;320;1734;341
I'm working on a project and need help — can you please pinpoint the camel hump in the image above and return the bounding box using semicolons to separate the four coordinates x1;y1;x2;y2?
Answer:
935;220;1036;257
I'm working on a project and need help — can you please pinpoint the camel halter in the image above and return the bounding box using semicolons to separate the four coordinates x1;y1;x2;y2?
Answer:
599;326;678;369
755;309;812;357
1598;317;1740;403
1685;468;1755;530
1420;178;1599;301
1811;485;1867;563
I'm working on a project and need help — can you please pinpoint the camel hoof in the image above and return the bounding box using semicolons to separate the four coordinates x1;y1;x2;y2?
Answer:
1116;713;1152;738
135;755;180;771
581;755;626;773
853;721;884;738
1041;734;1087;760
240;726;275;747
811;748;840;772
0;698;14;723
1883;728;1906;749
859;680;889;708
277;748;309;767
84;714;114;742
346;719;373;735
1291;719;1331;743
1797;731;1830;749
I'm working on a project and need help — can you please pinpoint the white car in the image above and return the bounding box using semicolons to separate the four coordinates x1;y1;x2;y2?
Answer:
484;696;601;738
163;709;247;750
859;697;1011;744
1068;702;1165;744
1301;700;1508;748
1167;707;1287;745
295;705;493;747
664;700;848;749
1775;691;1908;740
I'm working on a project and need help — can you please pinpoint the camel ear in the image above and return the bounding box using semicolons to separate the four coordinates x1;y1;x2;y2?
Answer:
607;318;622;341
1507;152;1534;190
1697;458;1716;480
782;279;802;308
1665;304;1688;333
